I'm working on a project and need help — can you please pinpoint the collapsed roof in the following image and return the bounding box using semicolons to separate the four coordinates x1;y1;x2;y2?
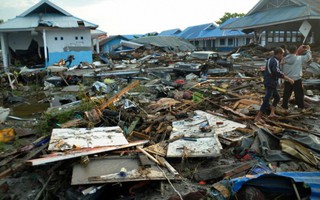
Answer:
131;36;196;52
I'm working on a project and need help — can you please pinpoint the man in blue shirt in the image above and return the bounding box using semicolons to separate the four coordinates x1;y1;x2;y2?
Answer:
255;47;294;123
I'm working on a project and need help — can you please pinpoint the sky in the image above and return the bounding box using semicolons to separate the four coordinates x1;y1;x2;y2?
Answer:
0;0;260;35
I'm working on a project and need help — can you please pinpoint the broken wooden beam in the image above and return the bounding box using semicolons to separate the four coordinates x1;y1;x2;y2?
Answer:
0;144;48;179
99;80;140;111
26;140;148;166
157;157;179;176
136;146;161;165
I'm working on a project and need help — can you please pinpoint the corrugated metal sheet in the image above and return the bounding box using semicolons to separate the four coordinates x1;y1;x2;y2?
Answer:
177;23;214;39
0;0;97;31
131;36;195;51
19;0;72;17
158;28;181;36
0;14;97;30
179;19;247;40
222;0;320;30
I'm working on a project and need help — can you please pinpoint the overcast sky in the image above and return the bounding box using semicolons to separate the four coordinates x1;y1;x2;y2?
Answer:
0;0;260;35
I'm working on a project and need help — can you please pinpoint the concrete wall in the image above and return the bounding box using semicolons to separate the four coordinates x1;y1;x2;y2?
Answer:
46;29;92;66
6;29;93;67
46;29;91;52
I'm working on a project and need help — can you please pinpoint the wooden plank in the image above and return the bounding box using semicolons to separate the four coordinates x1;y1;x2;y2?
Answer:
223;161;257;178
99;80;139;111
26;140;148;166
127;117;140;135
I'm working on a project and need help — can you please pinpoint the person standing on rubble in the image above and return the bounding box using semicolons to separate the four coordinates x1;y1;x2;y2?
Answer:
255;47;294;122
281;45;312;113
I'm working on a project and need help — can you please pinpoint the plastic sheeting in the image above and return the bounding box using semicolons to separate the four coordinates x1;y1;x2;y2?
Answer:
231;172;320;200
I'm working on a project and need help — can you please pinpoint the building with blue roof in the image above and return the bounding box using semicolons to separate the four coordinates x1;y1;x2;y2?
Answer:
177;20;252;52
158;28;182;36
221;0;320;48
99;35;130;54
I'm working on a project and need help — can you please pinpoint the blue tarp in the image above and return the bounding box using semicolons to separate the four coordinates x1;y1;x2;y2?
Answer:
231;172;320;200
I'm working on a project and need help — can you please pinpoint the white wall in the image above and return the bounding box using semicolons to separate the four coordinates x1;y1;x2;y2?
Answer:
46;29;91;52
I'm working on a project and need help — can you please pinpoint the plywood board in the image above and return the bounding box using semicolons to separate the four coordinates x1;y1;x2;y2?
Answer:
71;156;181;185
48;126;128;151
167;110;246;157
166;137;221;157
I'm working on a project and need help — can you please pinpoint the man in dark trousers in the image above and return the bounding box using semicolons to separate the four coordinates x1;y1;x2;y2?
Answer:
281;45;312;113
255;47;294;122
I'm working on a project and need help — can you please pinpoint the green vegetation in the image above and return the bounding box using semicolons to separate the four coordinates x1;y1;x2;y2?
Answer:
215;12;245;25
36;84;97;134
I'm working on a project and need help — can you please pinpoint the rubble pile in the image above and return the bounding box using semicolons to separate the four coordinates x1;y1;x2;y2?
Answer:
0;44;320;200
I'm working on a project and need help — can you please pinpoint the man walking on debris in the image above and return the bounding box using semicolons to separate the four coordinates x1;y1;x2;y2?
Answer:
255;47;294;123
281;45;312;113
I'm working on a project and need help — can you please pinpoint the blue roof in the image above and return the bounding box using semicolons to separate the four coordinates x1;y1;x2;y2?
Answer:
187;19;247;40
177;23;215;39
176;20;247;40
222;0;320;30
99;35;128;45
122;34;143;40
159;28;181;36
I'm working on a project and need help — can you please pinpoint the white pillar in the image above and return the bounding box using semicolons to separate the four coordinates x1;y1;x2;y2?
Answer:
0;32;9;70
42;29;48;66
95;38;100;54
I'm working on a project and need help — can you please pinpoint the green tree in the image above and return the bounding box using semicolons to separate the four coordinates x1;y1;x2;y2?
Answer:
0;19;3;24
215;12;245;25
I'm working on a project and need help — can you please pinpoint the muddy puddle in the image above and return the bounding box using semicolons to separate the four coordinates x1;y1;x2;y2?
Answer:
1;91;50;118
